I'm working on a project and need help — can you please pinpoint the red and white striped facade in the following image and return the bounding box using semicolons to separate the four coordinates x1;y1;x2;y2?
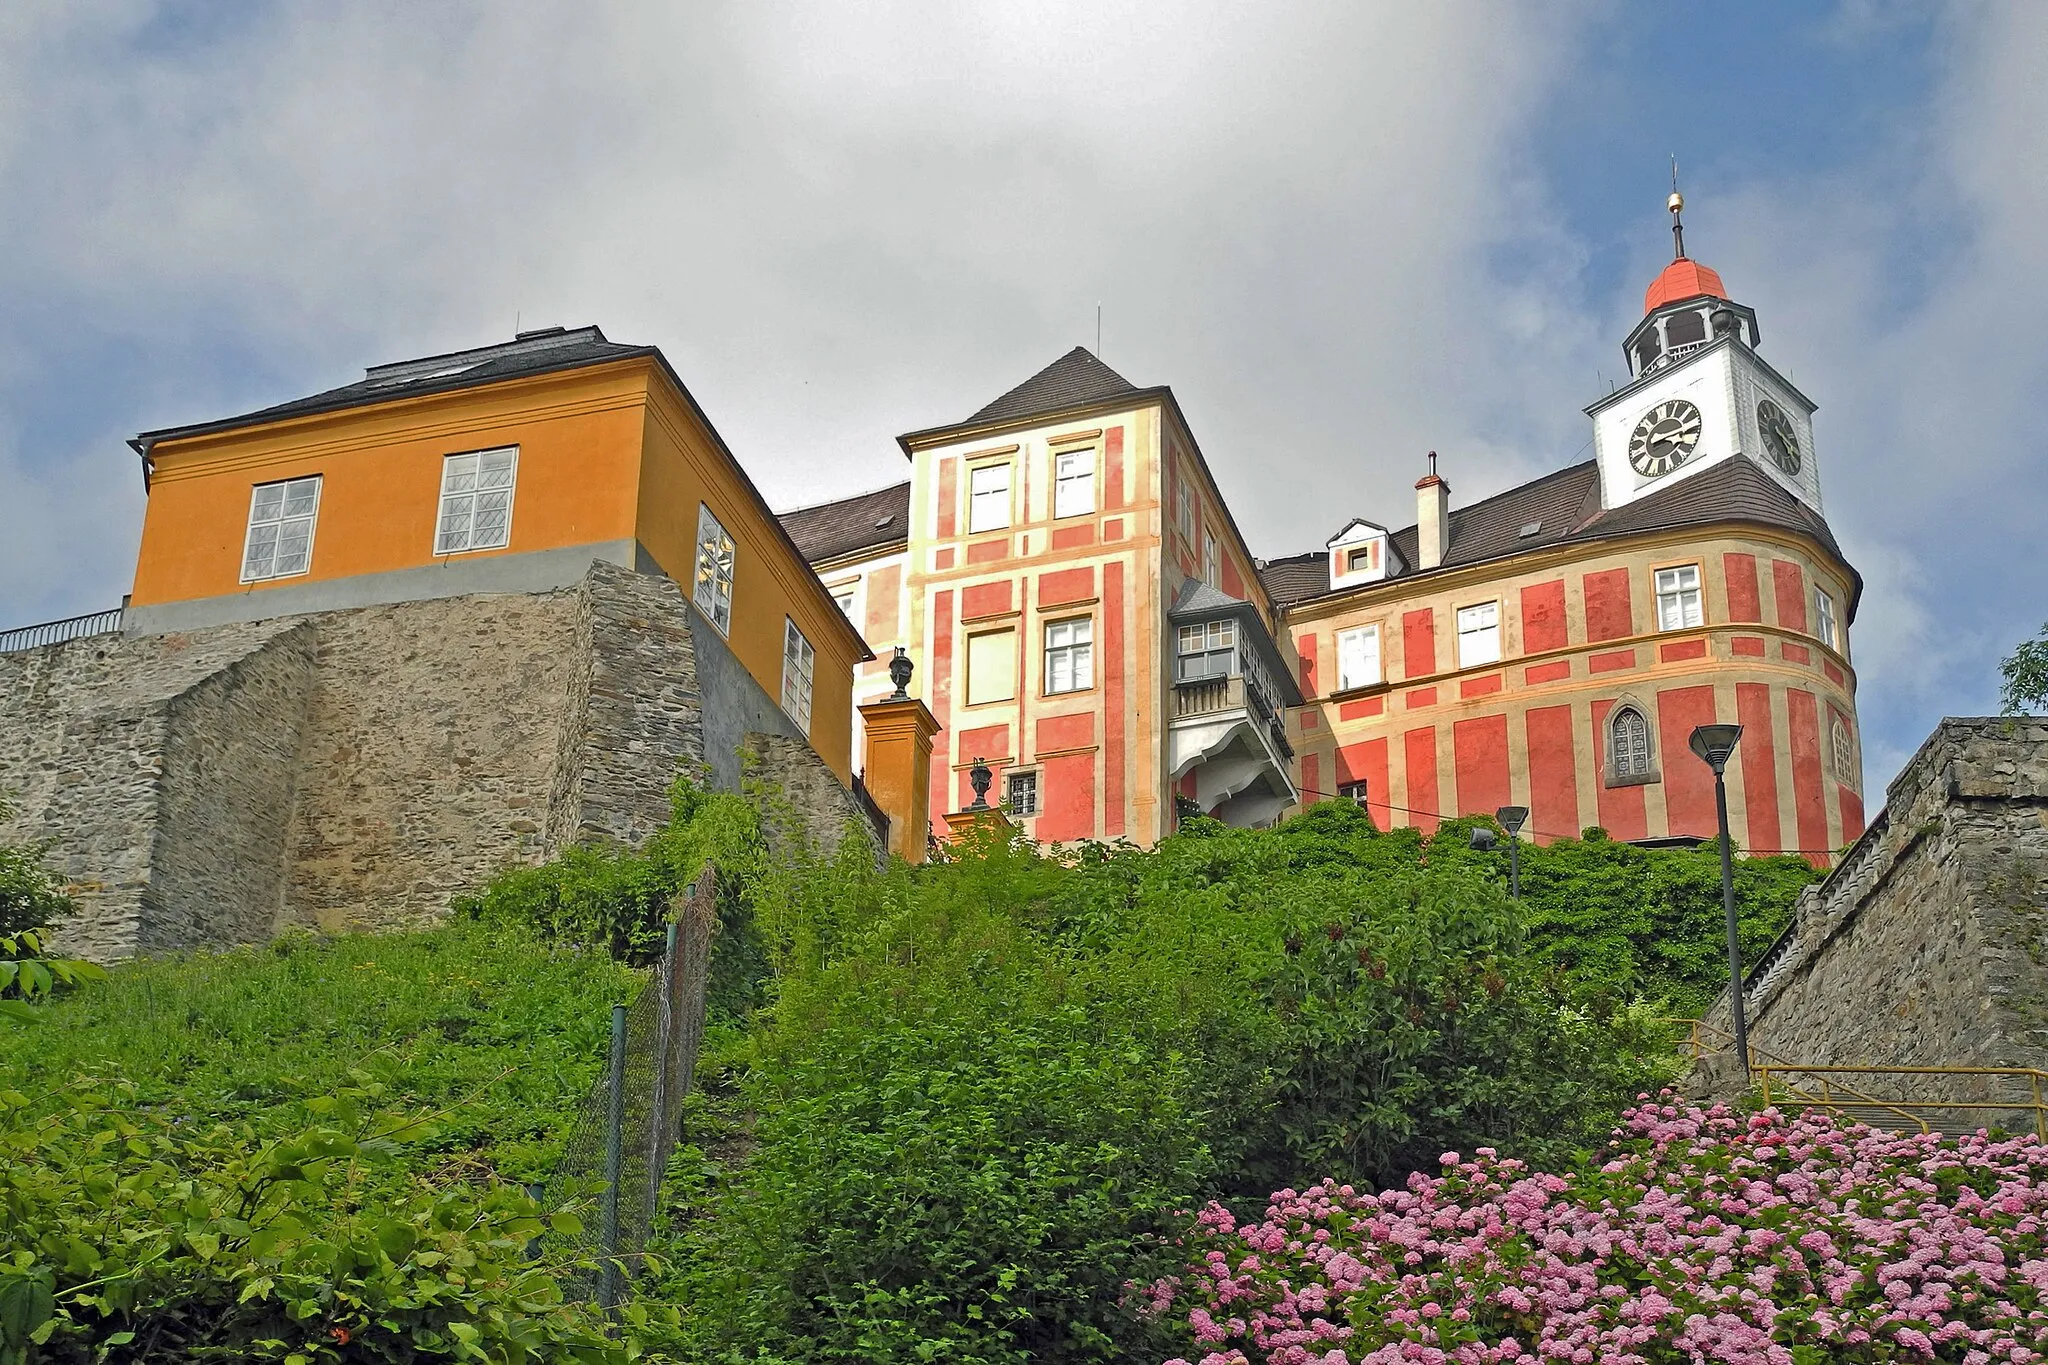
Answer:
784;245;1865;861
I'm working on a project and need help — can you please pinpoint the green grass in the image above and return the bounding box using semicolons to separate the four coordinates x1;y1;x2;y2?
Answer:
4;919;640;1184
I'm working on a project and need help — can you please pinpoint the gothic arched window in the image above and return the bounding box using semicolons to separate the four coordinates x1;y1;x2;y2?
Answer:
1610;705;1654;782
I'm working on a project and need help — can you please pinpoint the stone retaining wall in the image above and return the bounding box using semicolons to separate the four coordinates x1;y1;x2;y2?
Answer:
0;561;871;959
1700;716;2048;1106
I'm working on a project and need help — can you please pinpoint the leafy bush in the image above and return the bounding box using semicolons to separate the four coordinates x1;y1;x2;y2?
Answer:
0;1075;649;1364
0;797;74;938
640;801;1695;1363
1157;1098;2048;1364
0;929;104;1023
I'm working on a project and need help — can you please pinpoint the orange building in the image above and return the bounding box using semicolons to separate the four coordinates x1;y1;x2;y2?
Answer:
128;325;868;780
787;205;1864;859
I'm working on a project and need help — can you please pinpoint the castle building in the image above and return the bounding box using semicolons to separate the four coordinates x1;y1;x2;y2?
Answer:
125;325;868;781
1;326;878;959
785;201;1865;859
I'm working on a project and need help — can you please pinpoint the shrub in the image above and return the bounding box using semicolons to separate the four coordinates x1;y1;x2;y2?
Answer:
0;1075;653;1364
0;796;74;938
647;805;1683;1362
1157;1099;2048;1364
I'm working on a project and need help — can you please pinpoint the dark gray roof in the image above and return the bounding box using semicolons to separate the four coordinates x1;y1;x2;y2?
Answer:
966;347;1141;425
779;481;911;564
1166;578;1252;621
134;326;656;448
1260;456;1857;611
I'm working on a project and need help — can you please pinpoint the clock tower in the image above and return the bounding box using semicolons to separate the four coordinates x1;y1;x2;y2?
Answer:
1586;191;1823;514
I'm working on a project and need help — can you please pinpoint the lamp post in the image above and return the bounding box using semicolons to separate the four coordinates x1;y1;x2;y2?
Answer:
1689;723;1748;1074
1495;805;1528;899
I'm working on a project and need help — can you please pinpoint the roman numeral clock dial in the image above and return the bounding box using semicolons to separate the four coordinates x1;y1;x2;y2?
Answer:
1627;399;1702;477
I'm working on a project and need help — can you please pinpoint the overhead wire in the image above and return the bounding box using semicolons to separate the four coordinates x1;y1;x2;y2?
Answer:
1282;782;1846;858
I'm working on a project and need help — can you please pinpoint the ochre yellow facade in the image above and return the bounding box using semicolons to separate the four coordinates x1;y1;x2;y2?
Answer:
130;347;863;783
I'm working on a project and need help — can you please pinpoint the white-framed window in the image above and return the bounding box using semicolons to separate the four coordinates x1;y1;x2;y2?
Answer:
1610;705;1654;781
694;503;736;634
781;617;815;734
1202;532;1220;587
1175;474;1195;542
1814;586;1838;651
1053;449;1096;519
1336;625;1382;691
830;582;858;622
1176;619;1236;682
968;461;1012;534
240;475;322;582
1830;713;1857;785
433;446;518;555
1655;564;1704;631
1044;617;1094;695
1338;780;1369;807
1006;769;1040;816
1456;602;1500;668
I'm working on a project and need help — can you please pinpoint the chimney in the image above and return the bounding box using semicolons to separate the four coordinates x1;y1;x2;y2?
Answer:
1415;451;1450;570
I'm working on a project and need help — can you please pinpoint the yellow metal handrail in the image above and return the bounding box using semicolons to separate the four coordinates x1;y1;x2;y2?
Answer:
1666;1021;2048;1139
1756;1065;2048;1140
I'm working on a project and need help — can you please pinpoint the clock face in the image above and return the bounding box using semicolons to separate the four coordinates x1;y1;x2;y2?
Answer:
1627;399;1703;477
1757;398;1801;475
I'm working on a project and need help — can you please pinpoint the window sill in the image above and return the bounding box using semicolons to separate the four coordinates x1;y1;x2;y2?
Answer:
1605;768;1661;789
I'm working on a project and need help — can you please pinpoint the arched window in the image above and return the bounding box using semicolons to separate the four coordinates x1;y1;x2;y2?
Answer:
1610;705;1654;781
1831;715;1858;786
1664;309;1707;347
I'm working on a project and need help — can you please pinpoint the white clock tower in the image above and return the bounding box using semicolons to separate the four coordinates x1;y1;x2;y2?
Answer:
1586;191;1822;513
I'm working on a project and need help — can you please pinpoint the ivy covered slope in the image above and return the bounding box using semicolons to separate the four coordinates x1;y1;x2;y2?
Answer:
1;782;1821;1365
455;791;1813;1365
0;921;654;1362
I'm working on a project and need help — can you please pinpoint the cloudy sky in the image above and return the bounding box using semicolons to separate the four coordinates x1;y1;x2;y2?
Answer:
1;1;2041;785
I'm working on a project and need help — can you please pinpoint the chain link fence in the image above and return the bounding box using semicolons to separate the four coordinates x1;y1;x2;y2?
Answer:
538;863;717;1308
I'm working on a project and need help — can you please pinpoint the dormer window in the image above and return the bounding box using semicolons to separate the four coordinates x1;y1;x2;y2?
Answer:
1326;519;1393;590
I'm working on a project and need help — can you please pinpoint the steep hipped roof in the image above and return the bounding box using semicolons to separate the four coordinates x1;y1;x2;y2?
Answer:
779;481;911;565
1260;456;1856;612
133;326;656;449
966;346;1141;425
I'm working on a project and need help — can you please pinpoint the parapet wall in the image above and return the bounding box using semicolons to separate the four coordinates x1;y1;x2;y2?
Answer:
0;561;875;959
1703;717;2048;1097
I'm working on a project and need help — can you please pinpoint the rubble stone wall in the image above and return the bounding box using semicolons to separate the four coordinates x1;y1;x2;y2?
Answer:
1702;717;2048;1108
0;560;871;959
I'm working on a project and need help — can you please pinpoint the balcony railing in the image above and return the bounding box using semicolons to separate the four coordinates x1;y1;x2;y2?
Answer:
1171;672;1294;763
0;607;124;654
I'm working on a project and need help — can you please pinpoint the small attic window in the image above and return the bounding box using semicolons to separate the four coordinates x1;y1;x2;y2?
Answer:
875;514;895;529
1518;521;1542;539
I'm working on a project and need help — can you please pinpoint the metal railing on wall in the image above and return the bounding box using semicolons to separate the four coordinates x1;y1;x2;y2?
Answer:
539;862;718;1311
849;771;891;849
1673;1019;2048;1139
0;607;124;654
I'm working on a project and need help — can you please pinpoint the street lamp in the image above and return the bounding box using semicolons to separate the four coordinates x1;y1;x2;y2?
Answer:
1495;806;1528;899
1689;723;1748;1074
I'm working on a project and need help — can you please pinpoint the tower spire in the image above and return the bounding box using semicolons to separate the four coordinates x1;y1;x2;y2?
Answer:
1668;157;1687;260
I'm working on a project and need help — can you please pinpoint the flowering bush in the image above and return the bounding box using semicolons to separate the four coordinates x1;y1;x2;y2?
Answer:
1159;1098;2048;1364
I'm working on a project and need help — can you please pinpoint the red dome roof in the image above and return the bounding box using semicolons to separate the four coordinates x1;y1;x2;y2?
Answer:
1644;258;1727;313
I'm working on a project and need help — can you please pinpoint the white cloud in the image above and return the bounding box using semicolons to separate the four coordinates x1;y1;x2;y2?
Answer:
1;1;2039;778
